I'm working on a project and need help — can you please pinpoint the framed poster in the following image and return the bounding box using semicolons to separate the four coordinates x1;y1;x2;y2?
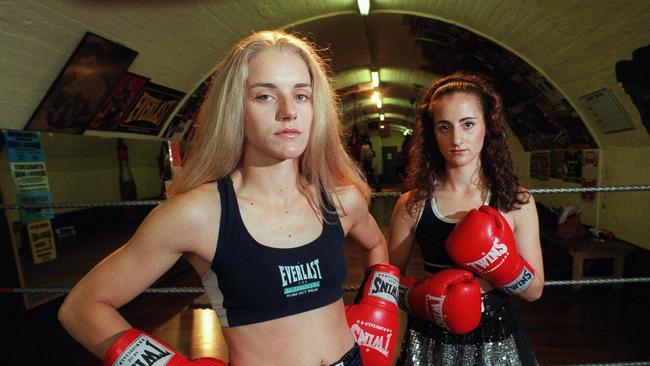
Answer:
25;32;138;134
117;82;185;136
87;72;149;131
163;72;215;141
550;150;565;179
2;130;54;223
563;150;583;183
580;88;634;133
530;151;550;180
27;220;57;265
581;149;599;202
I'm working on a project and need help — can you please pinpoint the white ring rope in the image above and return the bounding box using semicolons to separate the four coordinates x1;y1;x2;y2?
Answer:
3;276;649;294
1;185;649;209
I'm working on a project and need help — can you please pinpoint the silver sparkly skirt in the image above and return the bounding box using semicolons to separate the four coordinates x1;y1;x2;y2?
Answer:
397;291;537;366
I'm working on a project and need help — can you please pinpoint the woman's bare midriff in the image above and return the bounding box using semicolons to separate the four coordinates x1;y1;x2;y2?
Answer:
223;299;355;366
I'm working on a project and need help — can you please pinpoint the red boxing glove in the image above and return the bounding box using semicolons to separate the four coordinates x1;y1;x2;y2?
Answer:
104;328;227;366
401;268;482;334
446;205;535;294
346;263;400;366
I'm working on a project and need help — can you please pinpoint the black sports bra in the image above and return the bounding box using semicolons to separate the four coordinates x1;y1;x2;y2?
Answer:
201;176;348;327
415;193;493;274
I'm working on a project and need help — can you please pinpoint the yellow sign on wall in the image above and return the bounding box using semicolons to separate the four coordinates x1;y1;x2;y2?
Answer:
27;220;57;264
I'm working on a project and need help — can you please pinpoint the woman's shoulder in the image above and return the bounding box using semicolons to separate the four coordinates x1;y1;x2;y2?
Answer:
167;181;219;203
333;184;367;211
505;185;537;221
394;189;424;220
157;182;221;226
398;189;417;201
395;189;425;208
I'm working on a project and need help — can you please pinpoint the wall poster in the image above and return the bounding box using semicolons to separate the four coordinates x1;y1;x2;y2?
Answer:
117;82;185;136
86;72;150;131
581;149;599;202
563;150;583;183
25;32;137;134
530;151;550;180
27;220;57;265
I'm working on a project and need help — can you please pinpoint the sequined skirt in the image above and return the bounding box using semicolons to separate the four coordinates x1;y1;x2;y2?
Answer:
397;291;537;366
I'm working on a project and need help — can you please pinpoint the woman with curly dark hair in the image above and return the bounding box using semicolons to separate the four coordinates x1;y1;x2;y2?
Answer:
388;71;544;365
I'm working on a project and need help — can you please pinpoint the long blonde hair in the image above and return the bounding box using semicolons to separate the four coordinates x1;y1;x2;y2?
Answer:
168;30;369;215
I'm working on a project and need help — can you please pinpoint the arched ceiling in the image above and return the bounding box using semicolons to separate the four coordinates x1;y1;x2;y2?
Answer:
330;66;432;128
3;1;650;148
286;12;434;132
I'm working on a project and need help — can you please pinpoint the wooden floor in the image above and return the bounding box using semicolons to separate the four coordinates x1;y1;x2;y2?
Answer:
3;196;650;365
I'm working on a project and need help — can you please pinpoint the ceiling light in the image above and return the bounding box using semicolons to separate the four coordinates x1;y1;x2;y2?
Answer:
370;70;379;88
357;0;370;15
379;113;385;121
370;91;382;108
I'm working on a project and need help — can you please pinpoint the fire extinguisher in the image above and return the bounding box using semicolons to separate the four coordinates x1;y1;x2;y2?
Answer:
116;138;138;221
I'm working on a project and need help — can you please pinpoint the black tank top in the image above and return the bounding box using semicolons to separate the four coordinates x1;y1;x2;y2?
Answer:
415;194;493;274
201;176;347;327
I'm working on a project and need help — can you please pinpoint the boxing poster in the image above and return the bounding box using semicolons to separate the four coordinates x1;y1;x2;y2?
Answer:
581;149;599;202
530;151;550;181
563;150;582;183
11;163;55;223
550;150;565;179
26;220;57;265
2;130;54;223
163;72;215;141
9;161;50;193
25;32;138;134
163;113;196;142
117;82;185;136
86;72;149;131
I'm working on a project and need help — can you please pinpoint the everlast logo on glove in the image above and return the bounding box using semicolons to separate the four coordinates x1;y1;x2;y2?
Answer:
368;271;399;305
349;322;393;357
111;335;173;366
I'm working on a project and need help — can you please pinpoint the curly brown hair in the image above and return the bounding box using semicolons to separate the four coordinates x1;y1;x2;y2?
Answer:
404;71;529;214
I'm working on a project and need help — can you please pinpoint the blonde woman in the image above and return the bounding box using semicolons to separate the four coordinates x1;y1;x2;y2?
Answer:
59;31;399;366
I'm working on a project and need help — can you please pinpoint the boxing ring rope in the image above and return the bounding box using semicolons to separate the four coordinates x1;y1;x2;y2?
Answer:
373;185;650;198
2;276;650;294
2;184;649;365
0;199;162;210
1;185;649;210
